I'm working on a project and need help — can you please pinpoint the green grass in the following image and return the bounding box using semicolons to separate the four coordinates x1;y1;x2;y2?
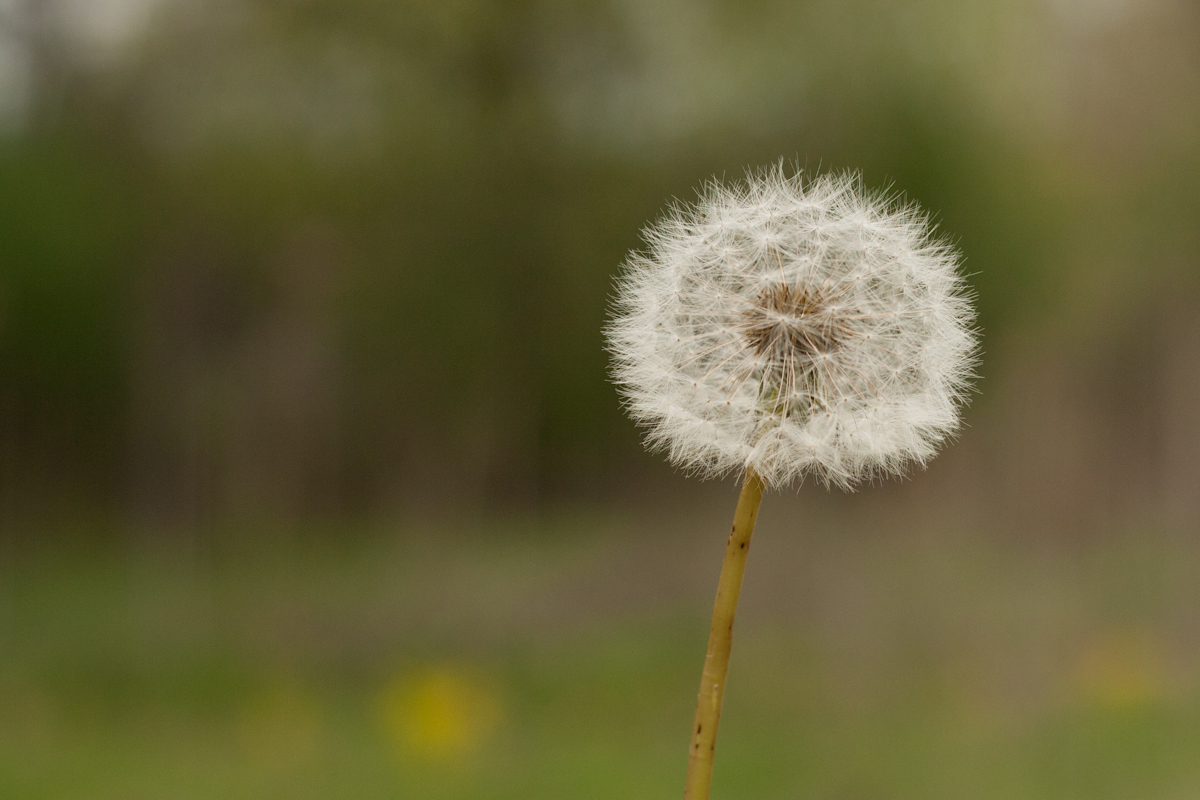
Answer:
4;517;1200;799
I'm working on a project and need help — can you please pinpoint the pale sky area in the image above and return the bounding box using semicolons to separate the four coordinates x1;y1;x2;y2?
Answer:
0;0;165;127
57;0;165;51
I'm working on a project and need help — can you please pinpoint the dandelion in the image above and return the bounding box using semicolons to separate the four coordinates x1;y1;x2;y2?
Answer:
608;167;975;489
379;665;503;762
605;165;976;800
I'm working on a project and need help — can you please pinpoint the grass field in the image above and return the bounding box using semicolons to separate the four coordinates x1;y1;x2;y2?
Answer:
3;505;1200;799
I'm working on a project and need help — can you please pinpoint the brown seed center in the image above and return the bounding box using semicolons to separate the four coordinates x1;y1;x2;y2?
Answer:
741;283;840;363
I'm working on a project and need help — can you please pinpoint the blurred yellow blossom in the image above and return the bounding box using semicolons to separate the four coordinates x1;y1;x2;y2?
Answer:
1074;629;1169;711
379;665;503;761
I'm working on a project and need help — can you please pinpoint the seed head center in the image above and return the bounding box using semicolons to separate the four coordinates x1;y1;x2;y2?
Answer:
741;283;841;363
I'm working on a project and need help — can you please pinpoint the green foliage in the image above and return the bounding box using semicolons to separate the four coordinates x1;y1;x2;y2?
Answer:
5;520;1200;798
1;0;1197;520
0;140;139;504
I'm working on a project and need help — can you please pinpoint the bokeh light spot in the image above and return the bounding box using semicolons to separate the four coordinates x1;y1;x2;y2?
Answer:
1074;630;1169;711
378;665;502;761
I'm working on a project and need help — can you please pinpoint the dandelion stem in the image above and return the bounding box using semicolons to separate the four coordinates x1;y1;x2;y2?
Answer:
683;467;766;800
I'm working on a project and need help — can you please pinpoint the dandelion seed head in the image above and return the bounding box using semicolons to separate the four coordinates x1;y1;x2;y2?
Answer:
606;165;978;489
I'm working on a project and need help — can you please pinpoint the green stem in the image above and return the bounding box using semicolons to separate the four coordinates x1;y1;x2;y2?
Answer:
682;468;766;800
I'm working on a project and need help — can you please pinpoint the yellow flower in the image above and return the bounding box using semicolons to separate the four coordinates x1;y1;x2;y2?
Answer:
1074;629;1168;711
379;665;502;761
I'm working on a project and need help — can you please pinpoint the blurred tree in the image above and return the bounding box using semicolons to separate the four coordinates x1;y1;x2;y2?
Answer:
0;0;1198;535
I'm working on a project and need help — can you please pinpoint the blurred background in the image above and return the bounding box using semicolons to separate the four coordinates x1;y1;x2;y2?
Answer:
2;0;1200;797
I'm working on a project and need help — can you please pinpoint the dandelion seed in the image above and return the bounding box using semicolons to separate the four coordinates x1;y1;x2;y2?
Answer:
608;165;975;489
604;164;977;800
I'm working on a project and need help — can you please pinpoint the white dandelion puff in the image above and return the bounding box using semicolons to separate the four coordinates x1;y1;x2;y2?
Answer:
606;165;977;489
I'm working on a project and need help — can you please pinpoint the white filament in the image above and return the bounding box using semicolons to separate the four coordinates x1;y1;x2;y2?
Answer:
607;166;977;489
